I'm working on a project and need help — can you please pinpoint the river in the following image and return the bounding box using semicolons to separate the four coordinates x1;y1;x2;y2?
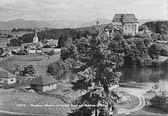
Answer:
120;68;168;91
120;68;168;83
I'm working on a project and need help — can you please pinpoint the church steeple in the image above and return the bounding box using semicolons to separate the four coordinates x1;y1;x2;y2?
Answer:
33;28;38;43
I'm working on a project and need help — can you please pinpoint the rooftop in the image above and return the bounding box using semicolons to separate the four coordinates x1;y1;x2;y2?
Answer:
0;69;16;79
112;14;138;23
30;75;57;86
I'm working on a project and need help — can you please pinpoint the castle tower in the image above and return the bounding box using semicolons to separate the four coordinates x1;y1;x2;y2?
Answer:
33;29;38;43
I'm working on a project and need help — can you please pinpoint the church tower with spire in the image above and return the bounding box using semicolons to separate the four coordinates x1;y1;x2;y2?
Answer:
33;28;38;43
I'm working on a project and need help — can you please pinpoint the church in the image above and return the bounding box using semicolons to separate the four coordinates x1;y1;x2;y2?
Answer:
21;29;43;53
33;29;39;43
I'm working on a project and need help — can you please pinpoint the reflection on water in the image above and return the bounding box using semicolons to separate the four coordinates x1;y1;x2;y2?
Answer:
120;68;168;83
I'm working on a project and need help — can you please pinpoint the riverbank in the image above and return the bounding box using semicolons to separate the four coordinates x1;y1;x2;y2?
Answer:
114;82;151;115
116;82;168;116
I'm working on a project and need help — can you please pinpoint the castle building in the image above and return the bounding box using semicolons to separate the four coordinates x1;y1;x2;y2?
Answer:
112;14;138;36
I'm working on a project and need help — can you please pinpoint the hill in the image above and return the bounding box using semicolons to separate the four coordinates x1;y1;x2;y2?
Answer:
0;19;111;30
143;21;168;35
0;18;154;30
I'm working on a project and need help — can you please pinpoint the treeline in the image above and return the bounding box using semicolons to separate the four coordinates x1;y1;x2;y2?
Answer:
9;28;91;46
47;31;168;80
11;28;34;32
144;21;168;35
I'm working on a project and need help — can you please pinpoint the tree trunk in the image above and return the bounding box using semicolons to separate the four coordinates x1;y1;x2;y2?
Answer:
95;106;97;116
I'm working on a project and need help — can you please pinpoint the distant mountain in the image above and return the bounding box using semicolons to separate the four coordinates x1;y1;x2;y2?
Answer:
0;18;165;30
0;19;112;30
138;19;168;26
78;18;112;28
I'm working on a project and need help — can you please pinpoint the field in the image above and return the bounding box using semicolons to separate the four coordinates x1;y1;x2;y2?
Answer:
116;108;168;116
0;88;71;115
115;91;140;110
0;54;60;75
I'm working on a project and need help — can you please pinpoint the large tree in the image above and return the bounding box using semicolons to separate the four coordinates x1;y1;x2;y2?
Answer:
70;33;120;116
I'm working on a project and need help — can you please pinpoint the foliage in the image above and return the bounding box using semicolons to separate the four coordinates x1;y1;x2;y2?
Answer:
148;43;162;59
47;58;77;79
12;28;34;32
60;43;78;61
124;38;150;67
47;50;55;56
57;34;68;48
144;21;168;35
150;95;167;109
47;59;66;77
17;50;28;55
9;39;20;46
0;48;4;56
22;65;36;76
70;33;120;116
68;107;92;116
161;59;168;67
10;28;86;46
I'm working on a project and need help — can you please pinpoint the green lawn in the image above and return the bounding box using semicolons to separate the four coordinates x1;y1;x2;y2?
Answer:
115;91;139;110
0;88;71;115
0;54;60;75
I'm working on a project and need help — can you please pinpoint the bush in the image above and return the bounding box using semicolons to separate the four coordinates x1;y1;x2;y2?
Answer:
161;48;168;56
151;59;161;67
161;59;168;67
150;95;167;109
23;65;36;76
17;50;28;55
148;43;162;59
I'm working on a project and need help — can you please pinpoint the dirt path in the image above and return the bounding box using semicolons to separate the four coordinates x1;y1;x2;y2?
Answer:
117;87;147;115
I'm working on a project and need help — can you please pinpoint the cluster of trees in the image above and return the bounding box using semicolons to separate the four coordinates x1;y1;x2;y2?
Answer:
144;21;168;35
13;64;36;76
45;22;168;115
11;28;34;32
149;95;168;112
47;31;122;115
9;28;90;47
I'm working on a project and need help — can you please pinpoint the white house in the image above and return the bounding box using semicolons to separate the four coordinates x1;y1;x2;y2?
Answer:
53;48;61;54
0;71;16;85
30;75;57;92
28;49;36;54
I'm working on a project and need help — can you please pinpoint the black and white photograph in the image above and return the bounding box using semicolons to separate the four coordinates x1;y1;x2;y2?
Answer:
0;0;167;116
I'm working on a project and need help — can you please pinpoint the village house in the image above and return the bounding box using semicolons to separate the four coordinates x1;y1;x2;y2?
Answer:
0;70;16;85
112;14;138;36
46;39;58;47
30;75;57;92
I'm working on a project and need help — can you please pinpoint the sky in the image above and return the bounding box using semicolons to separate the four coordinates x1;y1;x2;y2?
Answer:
0;0;167;21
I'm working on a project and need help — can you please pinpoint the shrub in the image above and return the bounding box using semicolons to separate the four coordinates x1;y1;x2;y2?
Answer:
150;95;167;109
23;65;36;76
161;59;168;67
148;43;162;59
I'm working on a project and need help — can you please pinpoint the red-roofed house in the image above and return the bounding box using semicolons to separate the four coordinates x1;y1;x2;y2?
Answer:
30;75;57;92
112;14;138;36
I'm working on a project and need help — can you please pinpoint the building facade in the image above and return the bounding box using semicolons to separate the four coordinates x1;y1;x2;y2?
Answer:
0;71;16;85
112;14;138;36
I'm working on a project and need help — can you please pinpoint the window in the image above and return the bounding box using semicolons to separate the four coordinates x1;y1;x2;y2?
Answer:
11;79;13;81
